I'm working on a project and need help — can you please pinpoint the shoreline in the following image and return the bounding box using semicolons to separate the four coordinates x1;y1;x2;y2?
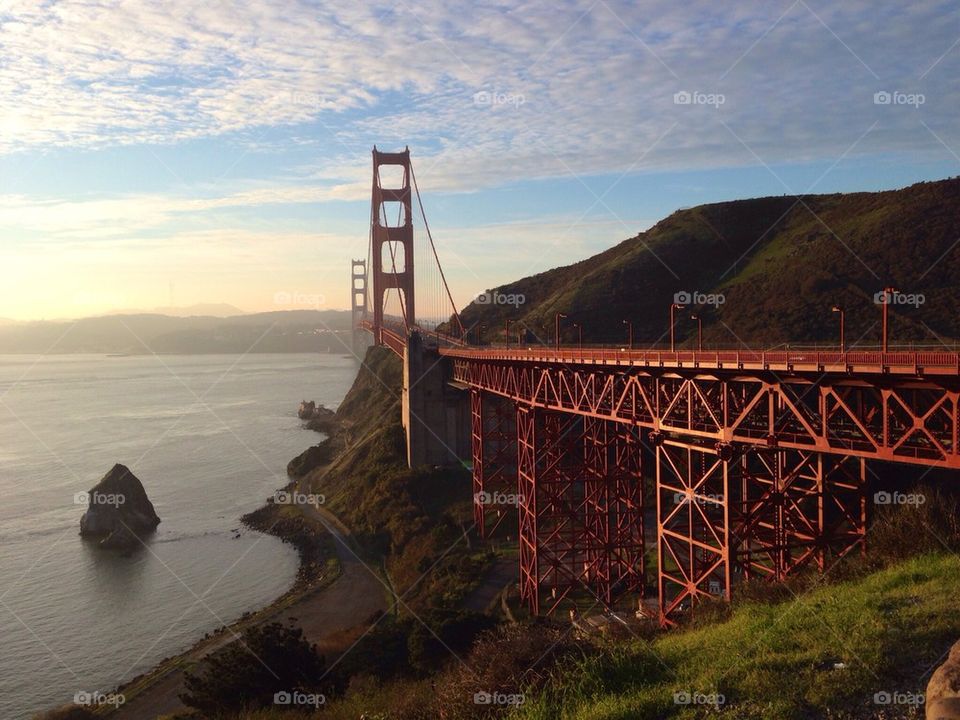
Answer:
85;423;346;720
95;490;341;718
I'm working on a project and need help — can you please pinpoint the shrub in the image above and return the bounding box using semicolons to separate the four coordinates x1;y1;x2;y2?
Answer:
180;622;326;717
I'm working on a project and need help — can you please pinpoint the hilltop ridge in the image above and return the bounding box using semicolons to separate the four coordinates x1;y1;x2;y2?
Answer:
457;177;960;349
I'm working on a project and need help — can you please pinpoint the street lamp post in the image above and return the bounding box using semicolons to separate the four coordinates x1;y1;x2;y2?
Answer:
573;322;582;350
831;305;845;352
622;319;633;350
505;319;512;346
478;323;486;345
690;314;702;352
670;303;685;352
555;312;567;350
881;287;899;352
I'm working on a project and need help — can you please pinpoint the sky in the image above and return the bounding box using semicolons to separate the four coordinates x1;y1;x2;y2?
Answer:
0;0;958;321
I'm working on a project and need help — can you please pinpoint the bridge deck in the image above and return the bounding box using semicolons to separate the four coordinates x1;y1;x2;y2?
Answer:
439;346;960;377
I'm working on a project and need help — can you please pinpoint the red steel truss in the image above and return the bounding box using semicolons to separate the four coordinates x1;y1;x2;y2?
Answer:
457;358;890;623
444;358;960;469
471;389;517;539
514;406;646;616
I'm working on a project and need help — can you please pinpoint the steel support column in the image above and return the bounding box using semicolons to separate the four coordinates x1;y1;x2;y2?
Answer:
471;389;517;540
656;439;731;626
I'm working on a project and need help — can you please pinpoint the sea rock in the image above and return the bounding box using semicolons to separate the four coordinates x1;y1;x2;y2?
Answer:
79;464;161;548
298;400;335;422
927;638;960;720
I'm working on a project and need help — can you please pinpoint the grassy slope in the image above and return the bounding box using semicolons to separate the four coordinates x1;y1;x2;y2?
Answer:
305;346;488;612
516;553;960;720
456;177;960;347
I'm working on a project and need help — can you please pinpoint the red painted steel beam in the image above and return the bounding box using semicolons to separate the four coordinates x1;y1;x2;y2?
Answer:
446;358;960;469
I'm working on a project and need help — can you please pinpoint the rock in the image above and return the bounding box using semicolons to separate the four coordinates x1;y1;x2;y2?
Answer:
298;400;316;419
79;464;160;548
298;400;335;423
287;443;332;478
927;639;960;720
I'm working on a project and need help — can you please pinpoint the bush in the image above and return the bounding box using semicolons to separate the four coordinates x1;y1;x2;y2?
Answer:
180;622;326;717
431;622;592;719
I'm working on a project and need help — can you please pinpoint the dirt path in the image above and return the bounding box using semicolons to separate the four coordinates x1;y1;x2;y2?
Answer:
463;556;516;613
110;503;389;720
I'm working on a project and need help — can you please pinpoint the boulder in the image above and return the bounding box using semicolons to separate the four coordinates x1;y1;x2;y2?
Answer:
79;464;160;548
927;639;960;720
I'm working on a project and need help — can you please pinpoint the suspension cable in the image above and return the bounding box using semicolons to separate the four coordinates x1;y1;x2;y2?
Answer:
410;160;464;338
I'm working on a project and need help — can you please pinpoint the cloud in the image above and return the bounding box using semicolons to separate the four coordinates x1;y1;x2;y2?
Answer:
0;0;956;193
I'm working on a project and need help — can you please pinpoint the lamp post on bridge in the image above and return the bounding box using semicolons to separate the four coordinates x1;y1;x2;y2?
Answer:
478;323;486;345
831;305;845;352
573;322;582;351
690;313;703;352
622;319;633;350
880;287;899;353
505;319;512;347
555;312;567;350
670;303;685;352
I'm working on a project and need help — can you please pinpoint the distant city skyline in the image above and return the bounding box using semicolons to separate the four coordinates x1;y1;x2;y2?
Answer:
1;1;958;320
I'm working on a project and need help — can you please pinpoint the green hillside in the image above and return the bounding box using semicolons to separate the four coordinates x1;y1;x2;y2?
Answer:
457;178;960;349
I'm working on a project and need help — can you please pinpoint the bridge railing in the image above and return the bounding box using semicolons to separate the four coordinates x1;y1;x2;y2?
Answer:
438;345;960;375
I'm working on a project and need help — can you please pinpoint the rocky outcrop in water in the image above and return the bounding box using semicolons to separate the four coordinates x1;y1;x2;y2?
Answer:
299;401;337;433
79;464;161;548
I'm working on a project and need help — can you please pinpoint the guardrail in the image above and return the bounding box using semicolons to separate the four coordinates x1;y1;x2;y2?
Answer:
438;346;960;376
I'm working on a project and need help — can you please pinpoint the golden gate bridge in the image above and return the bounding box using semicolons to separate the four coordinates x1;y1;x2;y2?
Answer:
353;147;960;626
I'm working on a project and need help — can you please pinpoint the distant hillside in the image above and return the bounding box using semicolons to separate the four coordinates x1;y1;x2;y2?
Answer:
102;302;247;318
456;178;960;349
0;310;354;354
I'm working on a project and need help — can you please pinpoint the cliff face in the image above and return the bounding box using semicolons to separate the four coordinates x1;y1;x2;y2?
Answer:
79;464;161;548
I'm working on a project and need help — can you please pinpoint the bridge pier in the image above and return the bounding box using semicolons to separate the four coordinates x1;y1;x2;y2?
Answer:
402;332;470;467
515;406;646;616
470;389;517;539
656;440;868;626
655;439;733;625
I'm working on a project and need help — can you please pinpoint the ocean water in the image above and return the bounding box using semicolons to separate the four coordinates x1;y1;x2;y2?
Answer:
0;353;358;719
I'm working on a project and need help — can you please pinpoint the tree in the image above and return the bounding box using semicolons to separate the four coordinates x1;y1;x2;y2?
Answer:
180;622;325;716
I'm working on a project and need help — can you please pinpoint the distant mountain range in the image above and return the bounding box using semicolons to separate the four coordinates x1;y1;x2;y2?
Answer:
105;303;247;318
455;177;960;349
0;310;356;355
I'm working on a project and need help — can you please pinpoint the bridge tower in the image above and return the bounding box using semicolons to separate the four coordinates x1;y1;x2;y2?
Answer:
350;258;368;358
371;147;415;343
